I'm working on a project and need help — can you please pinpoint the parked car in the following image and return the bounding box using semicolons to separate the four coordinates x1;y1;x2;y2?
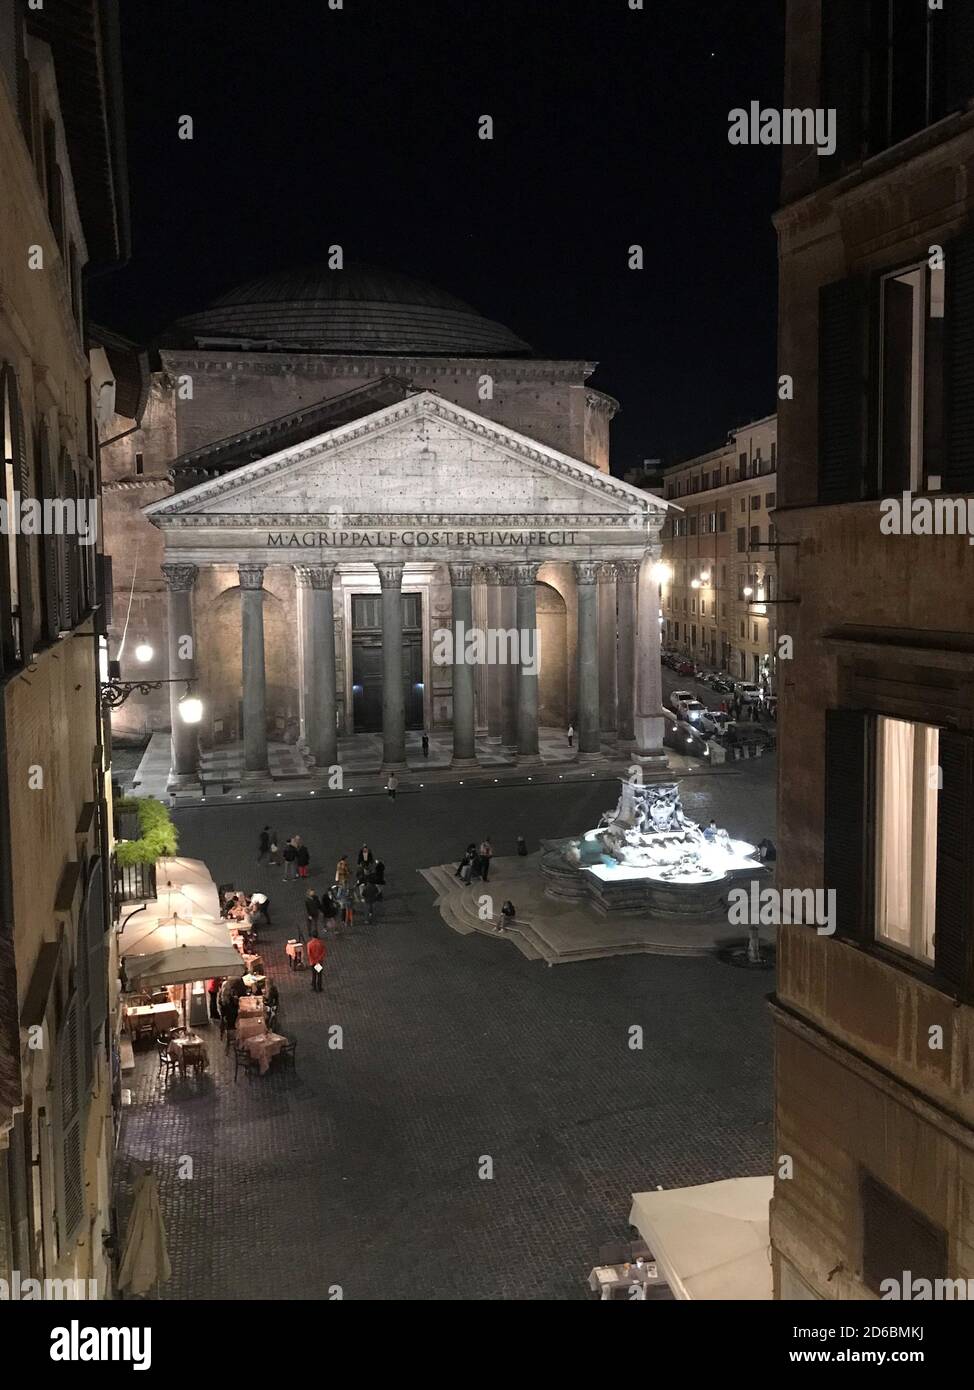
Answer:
662;712;711;760
669;689;695;713
736;682;763;704
677;698;707;724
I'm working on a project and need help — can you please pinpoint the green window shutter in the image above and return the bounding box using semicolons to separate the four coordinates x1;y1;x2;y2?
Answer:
824;710;871;941
818;277;869;504
943;229;974;494
934;731;974;998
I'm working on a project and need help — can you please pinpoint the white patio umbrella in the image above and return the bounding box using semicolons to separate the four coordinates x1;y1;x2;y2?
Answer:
120;910;229;959
123;943;245;991
628;1176;773;1300
117;1169;172;1297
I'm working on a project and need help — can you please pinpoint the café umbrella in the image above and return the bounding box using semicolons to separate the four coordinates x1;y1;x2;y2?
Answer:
117;1169;171;1297
121;913;245;1025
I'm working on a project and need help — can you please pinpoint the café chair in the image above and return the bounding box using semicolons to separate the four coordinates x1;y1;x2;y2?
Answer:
157;1042;177;1084
282;1039;297;1072
233;1044;260;1082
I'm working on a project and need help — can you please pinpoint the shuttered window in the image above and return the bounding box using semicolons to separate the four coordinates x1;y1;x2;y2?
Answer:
934;732;974;996
0;362;35;666
818;278;869;504
37;423;60;643
820;0;866;171
944;229;974;493
823;710;871;941
54;995;84;1253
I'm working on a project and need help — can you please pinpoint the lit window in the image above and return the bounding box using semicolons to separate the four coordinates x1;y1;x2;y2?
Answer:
874;716;939;964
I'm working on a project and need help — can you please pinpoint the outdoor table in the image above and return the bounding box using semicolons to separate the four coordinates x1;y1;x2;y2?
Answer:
242;953;264;973
236;1015;265;1042
237;996;265;1017
285;939;304;968
588;1262;661;1300
241;1031;288;1075
168;1033;209;1077
125;1003;180;1038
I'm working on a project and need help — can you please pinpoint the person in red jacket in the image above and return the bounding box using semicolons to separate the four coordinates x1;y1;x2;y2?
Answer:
307;934;326;991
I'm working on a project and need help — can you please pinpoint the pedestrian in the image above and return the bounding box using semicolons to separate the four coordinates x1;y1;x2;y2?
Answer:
372;858;385;897
479;837;493;883
421;731;430;758
305;889;322;935
264;978;280;1029
257;825;270;864
498;900;516;932
567;723;574;748
516;835;527;856
282;836;298;881
362;878;380;924
385;772;398;799
335;854;350;889
296;839;311;878
307;933;326;991
336;882;355;930
269;831;281;868
207;977;222;1020
320;888;338;935
358;844;375;871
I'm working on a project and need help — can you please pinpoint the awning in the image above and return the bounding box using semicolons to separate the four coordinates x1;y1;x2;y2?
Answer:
120;910;228;959
123;945;244;990
628;1177;773;1300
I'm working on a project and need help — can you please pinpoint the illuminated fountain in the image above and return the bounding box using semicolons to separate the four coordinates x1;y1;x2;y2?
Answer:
542;776;767;918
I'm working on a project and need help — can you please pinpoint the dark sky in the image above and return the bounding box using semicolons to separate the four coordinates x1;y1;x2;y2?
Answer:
92;0;784;472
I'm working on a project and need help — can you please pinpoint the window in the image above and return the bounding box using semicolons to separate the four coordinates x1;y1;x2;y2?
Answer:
739;621;745;639
712;469;721;488
721;564;727;585
874;716;939;964
738;452;747;474
42;117;64;251
861;1173;947;1298
739;498;746;512
135;452;144;476
750;494;760;510
866;1;942;153
721;603;727;619
771;442;777;467
689;516;697;537
880;261;944;492
719;511;727;533
768;523;776;546
736;527;746;553
765;492;776;508
700;600;706;616
753;624;759;642
708;511;717;534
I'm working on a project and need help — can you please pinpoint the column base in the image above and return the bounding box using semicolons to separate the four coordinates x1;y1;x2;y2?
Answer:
449;755;480;770
239;768;271;782
515;753;544;767
167;770;201;791
632;751;669;769
380;761;409;774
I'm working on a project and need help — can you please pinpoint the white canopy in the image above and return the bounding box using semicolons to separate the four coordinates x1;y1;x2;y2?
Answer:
123;944;244;990
128;857;222;921
628;1177;773;1300
120;910;229;959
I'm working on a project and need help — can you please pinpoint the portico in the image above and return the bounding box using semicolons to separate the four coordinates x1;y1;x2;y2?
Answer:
144;392;671;786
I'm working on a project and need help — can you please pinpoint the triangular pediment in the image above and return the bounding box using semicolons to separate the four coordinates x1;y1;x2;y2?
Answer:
144;393;670;525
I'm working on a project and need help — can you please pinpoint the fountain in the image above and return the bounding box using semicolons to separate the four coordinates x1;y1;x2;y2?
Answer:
542;776;767;918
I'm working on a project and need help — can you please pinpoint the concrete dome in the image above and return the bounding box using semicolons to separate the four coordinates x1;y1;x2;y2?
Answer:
172;263;533;357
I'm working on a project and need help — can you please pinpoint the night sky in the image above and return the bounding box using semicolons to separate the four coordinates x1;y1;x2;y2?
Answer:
91;0;785;472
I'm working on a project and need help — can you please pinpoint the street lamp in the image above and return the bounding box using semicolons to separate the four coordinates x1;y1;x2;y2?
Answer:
134;642;154;664
700;571;711;583
651;562;673;584
691;578;701;590
743;586;754;598
177;692;204;724
100;666;203;722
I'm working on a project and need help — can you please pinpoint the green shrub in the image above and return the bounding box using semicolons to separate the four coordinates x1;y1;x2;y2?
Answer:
114;796;179;866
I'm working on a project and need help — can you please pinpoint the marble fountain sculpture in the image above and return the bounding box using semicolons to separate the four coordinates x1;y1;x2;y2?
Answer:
541;777;766;918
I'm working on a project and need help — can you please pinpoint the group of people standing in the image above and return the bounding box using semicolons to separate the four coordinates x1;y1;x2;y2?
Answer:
299;844;387;989
257;827;312;879
455;837;494;885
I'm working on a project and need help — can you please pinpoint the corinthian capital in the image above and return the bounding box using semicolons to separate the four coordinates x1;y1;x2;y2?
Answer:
238;565;265;590
573;560;600;586
161;562;198;592
294;564;336;590
448;561;476;587
615;559;641;581
376;561;405;591
511;562;540;586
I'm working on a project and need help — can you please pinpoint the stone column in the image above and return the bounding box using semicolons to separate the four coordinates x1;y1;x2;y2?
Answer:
163;562;199;785
598;561;618;741
513;562;541;761
484;566;503;742
574;561;601;760
377;561;407;769
238;565;269;773
296;564;338;768
634;552;667;767
497;563;518;752
615;559;639;747
449;561;477;766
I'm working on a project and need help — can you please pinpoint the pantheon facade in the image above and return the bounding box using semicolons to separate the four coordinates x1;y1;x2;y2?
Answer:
99;265;669;782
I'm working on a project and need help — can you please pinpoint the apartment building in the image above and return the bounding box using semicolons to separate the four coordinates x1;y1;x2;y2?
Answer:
659;414;778;686
771;0;974;1299
0;0;128;1293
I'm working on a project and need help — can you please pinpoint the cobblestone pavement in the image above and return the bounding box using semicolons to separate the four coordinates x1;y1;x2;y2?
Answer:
115;763;776;1301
